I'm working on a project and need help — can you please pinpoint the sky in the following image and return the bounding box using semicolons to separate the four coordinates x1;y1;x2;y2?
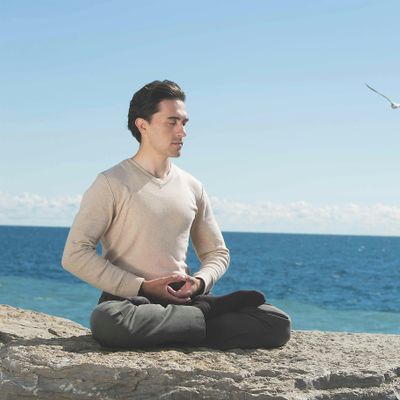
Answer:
1;0;399;236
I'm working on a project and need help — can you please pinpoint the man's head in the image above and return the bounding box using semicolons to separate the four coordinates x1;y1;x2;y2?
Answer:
128;80;186;143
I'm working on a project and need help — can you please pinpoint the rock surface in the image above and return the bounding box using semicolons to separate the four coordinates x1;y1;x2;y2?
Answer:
1;304;400;400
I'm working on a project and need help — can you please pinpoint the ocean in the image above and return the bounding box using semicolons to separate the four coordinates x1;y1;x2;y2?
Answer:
0;225;399;333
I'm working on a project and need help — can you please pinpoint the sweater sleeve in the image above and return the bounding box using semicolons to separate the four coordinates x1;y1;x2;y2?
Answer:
191;186;230;294
61;173;144;297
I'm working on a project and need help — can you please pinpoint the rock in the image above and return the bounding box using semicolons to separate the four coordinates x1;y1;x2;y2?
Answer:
0;304;399;400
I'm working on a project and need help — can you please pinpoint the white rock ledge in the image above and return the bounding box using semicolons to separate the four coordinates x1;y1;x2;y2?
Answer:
1;304;399;400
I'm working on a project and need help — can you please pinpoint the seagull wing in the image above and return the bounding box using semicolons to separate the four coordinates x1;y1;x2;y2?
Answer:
365;83;395;104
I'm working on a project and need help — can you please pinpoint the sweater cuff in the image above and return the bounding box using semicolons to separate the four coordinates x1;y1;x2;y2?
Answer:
193;272;212;294
117;275;145;297
194;277;206;295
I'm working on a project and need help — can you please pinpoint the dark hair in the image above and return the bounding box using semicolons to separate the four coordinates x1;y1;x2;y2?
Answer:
127;80;186;143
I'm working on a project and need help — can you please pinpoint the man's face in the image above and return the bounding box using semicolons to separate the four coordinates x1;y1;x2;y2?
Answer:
139;99;189;159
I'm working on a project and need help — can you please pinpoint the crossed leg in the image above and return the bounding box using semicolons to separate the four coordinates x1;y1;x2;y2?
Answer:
204;303;291;349
90;296;291;350
90;300;206;349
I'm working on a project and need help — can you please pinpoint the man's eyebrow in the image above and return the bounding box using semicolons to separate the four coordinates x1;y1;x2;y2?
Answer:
167;116;189;122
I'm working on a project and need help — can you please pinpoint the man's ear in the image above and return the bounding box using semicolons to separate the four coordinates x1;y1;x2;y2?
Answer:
135;117;148;137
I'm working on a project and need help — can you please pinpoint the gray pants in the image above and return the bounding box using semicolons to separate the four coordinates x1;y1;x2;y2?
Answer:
90;293;291;350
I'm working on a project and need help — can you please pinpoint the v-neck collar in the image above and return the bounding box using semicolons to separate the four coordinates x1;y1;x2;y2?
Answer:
128;158;175;187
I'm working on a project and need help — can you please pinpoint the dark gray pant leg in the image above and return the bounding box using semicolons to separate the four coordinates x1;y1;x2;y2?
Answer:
204;303;291;350
90;300;206;349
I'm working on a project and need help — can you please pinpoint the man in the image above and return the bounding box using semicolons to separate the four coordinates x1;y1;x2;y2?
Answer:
62;80;291;349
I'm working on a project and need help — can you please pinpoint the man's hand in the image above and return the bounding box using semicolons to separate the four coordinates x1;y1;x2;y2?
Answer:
140;274;193;305
167;275;205;299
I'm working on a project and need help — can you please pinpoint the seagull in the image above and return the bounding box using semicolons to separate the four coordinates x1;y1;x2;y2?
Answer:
365;83;400;109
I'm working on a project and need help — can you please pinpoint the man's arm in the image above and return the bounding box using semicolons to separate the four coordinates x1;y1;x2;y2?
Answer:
189;186;230;294
61;173;144;297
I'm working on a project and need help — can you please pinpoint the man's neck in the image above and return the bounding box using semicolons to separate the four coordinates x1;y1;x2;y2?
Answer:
132;151;171;179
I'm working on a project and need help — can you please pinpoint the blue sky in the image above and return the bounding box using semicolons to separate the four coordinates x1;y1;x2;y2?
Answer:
1;0;399;235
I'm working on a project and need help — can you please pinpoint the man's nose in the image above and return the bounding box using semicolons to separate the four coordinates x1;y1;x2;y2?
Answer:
177;124;186;137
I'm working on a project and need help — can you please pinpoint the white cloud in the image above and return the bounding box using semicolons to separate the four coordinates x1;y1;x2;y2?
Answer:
0;192;81;227
0;191;399;236
210;197;400;236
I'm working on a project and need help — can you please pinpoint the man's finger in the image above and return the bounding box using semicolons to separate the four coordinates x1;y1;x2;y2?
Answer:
186;275;197;284
169;281;193;297
167;285;191;300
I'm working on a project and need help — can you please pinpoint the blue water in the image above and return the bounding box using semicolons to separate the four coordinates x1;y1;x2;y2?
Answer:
0;225;399;333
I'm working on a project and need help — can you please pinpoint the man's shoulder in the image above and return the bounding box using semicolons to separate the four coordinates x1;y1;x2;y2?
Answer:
99;158;135;182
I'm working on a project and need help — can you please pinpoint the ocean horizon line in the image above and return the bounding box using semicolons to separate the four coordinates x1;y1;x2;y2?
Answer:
1;223;399;239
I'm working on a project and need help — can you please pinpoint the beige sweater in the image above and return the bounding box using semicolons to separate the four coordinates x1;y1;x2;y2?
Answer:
62;158;230;297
